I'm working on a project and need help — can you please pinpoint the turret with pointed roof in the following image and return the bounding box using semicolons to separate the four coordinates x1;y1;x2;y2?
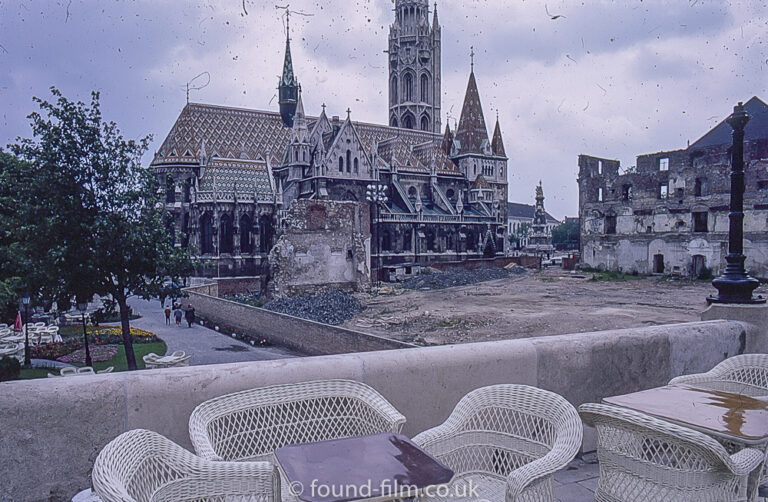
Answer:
278;23;300;128
492;114;506;157
454;69;490;155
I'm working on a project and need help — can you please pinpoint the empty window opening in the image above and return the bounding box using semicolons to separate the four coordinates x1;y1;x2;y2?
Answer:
676;188;685;200
598;160;603;175
622;184;632;201
758;180;768;191
694;177;705;196
653;254;665;274
597;188;603;202
338;156;344;172
693;211;708;233
659;183;668;199
659;158;669;171
605;215;617;235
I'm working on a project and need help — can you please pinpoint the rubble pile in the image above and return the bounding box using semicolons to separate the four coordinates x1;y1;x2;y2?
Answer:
262;289;364;325
400;266;526;291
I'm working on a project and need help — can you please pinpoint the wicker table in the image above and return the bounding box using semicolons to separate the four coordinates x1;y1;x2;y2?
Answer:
275;432;454;502
604;384;768;500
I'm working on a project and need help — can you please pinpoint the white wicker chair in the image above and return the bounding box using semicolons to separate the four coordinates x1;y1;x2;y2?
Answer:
92;429;279;502
189;379;406;464
412;384;582;502
579;403;765;502
670;353;768;397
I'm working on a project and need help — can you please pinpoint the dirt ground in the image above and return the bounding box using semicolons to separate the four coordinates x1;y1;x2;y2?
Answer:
343;268;768;345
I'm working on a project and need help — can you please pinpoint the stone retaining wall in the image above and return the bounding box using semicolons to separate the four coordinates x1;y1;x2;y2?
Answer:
185;288;412;355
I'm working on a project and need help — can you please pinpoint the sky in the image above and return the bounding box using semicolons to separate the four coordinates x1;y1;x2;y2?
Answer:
1;0;766;219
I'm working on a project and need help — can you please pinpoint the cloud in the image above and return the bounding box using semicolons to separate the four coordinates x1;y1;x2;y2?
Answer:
1;0;766;219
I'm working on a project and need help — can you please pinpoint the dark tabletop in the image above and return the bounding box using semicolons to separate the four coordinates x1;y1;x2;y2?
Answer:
604;384;768;443
275;433;454;502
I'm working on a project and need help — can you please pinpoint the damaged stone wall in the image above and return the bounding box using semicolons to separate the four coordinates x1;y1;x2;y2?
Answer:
578;137;768;278
265;200;371;298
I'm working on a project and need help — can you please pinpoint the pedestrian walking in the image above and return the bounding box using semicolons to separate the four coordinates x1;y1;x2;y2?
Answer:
184;305;195;328
164;305;171;325
174;307;183;326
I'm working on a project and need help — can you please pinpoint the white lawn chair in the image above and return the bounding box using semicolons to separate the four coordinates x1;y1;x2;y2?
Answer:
413;384;583;502
97;366;114;374
670;353;768;397
92;429;278;502
189;379;406;463
580;403;764;502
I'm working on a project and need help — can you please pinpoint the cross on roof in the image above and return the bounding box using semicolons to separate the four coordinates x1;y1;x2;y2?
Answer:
470;46;475;71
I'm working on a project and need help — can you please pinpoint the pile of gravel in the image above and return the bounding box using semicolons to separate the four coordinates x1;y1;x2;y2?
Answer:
262;289;363;325
400;266;526;291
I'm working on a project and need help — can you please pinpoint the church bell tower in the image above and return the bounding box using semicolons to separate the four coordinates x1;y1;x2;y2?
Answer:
278;19;299;128
388;0;441;133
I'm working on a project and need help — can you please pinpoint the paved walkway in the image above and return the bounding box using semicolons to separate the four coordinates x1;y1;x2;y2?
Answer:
128;298;301;365
555;455;599;502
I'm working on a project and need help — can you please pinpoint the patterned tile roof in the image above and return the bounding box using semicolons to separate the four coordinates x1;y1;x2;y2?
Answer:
152;102;461;180
454;71;490;155
492;118;506;157
198;159;274;202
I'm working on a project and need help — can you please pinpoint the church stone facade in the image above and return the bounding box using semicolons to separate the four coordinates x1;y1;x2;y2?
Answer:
152;0;508;279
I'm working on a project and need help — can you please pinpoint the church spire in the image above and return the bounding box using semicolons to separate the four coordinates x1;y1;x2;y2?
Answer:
433;2;439;28
278;17;300;128
492;113;506;157
454;67;490;155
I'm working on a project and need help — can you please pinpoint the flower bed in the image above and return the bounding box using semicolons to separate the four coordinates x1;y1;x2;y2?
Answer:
57;345;118;364
30;326;159;361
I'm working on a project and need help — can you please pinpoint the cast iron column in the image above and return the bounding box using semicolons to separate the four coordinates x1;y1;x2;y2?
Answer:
708;102;765;304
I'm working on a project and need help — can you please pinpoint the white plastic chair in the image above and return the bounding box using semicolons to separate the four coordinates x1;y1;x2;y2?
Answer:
412;384;583;502
580;402;764;502
92;429;279;502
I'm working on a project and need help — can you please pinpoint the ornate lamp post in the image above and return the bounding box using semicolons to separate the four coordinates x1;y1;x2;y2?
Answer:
366;184;388;286
77;299;93;367
19;294;31;367
708;102;765;304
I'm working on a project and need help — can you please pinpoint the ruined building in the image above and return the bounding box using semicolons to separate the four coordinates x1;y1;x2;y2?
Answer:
578;96;768;278
151;0;508;281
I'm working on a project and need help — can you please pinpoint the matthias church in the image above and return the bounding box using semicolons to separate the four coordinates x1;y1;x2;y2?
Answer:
152;0;509;277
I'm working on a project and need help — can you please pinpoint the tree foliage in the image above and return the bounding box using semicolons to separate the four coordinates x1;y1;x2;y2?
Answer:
551;219;580;250
4;87;193;369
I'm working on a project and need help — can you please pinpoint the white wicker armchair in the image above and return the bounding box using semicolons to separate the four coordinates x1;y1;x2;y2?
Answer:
412;384;582;502
579;403;765;502
670;353;768;397
189;379;406;463
92;429;279;502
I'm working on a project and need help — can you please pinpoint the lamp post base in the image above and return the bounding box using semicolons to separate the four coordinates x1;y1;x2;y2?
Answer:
708;269;765;305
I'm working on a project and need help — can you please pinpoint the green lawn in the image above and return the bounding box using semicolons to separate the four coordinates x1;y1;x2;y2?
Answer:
18;341;167;379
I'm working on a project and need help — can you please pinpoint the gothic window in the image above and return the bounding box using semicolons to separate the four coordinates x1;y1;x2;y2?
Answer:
391;76;398;103
446;189;455;200
421;116;429;131
381;230;391;251
390;116;398;127
420;74;429;102
404;73;413;102
425;229;436;251
219;214;234;254
259;215;273;253
181;214;189;248
200;213;213;255
165;175;175;204
183;179;191;203
346;150;352;173
353;157;359;174
403;114;414;129
240;214;253;254
408;186;417;199
403;233;412;251
339;156;344;172
303;150;307;162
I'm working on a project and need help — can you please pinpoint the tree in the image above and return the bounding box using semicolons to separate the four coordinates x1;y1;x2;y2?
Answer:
552;219;580;251
7;88;193;369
